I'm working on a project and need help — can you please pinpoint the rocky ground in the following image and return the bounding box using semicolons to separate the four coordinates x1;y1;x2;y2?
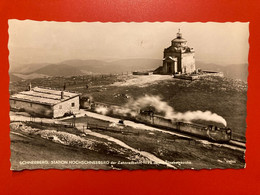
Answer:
10;120;169;170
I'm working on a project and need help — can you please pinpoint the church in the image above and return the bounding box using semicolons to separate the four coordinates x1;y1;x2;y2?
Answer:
155;30;196;75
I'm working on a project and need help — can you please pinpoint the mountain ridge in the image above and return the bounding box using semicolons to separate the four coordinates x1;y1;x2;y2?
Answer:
9;58;248;82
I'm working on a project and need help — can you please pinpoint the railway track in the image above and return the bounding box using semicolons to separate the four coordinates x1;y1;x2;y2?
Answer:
122;119;247;151
229;139;246;149
87;121;246;152
156;128;246;152
161;128;246;152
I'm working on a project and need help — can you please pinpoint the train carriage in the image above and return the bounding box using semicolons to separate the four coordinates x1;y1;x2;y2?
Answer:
138;109;232;142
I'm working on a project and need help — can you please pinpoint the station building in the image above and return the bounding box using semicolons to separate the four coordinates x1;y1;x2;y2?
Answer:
10;86;80;118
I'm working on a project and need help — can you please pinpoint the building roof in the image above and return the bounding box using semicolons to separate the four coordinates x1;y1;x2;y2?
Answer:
172;29;187;43
172;37;187;43
10;87;79;106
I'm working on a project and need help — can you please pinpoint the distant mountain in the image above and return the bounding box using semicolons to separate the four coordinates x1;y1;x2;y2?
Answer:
196;61;248;82
62;58;162;74
223;64;248;82
106;58;162;72
61;59;112;73
9;59;248;82
9;73;23;82
34;64;83;76
12;73;48;80
62;59;109;68
11;63;50;74
11;58;162;75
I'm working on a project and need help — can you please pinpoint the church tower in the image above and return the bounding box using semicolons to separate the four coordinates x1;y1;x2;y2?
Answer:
162;29;195;74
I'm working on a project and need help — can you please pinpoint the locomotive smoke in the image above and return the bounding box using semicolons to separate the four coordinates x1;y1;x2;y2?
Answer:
174;110;227;126
95;95;227;126
95;106;109;115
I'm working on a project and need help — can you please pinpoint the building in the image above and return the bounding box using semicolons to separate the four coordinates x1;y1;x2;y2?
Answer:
10;86;80;118
155;29;196;75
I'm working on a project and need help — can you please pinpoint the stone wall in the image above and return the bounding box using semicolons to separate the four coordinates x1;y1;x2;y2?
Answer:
181;53;196;74
53;96;80;118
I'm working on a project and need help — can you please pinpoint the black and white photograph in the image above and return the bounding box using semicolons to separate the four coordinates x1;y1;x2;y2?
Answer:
8;20;248;170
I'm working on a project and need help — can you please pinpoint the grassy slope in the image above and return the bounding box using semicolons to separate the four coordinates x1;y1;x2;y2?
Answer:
82;76;247;140
9;74;247;141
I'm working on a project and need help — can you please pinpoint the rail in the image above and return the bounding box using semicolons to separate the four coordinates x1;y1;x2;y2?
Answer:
86;121;246;151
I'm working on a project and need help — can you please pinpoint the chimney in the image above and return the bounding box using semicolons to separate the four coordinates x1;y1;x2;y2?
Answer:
28;83;32;91
61;91;64;99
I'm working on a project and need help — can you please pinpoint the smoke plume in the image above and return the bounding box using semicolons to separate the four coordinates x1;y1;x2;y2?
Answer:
95;95;227;126
95;105;109;115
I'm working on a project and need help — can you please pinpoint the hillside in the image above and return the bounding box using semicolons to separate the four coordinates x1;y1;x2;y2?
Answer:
9;73;23;82
10;63;50;74
9;73;247;170
62;59;109;69
89;76;247;141
34;64;83;76
10;74;247;142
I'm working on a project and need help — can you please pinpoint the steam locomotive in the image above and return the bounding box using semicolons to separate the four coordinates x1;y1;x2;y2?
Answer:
137;109;232;143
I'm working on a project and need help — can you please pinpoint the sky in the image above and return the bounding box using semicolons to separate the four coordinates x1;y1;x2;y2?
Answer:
8;20;249;68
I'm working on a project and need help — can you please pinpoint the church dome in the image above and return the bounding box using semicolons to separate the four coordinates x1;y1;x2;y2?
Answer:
172;29;187;43
171;29;187;48
172;37;187;43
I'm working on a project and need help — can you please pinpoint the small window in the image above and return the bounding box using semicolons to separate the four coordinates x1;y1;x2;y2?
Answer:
30;103;32;107
59;105;62;109
13;100;16;104
71;102;75;107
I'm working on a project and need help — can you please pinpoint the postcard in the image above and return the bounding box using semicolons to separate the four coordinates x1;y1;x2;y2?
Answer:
9;20;248;170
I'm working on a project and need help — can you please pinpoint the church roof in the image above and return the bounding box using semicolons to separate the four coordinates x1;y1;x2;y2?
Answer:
172;29;187;43
172;37;187;43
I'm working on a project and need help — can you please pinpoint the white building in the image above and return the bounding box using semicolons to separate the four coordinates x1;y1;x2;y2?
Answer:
10;87;80;118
